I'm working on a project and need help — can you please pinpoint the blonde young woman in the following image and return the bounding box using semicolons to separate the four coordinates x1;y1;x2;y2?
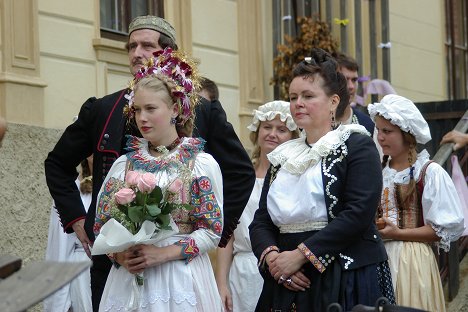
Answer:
215;101;299;312
369;94;464;311
94;48;224;311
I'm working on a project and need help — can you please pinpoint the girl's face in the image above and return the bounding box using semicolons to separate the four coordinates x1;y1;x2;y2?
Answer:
257;116;294;155
133;87;178;145
375;116;408;158
288;75;338;135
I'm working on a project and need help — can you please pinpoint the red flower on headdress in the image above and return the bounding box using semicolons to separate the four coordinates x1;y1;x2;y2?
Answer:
172;90;184;98
182;80;193;93
179;61;192;76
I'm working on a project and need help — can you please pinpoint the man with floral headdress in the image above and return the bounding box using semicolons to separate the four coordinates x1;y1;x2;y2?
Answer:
45;15;255;311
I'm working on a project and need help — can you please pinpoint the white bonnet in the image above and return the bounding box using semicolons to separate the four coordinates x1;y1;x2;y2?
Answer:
368;94;431;144
247;100;297;132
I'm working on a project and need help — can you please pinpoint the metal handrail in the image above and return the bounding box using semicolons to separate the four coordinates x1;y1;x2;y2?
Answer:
433;109;468;165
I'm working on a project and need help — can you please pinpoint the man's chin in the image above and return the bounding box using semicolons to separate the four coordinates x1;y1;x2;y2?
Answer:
131;65;143;75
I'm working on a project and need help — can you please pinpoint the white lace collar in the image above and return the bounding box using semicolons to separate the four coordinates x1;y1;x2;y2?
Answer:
384;149;431;184
267;124;369;175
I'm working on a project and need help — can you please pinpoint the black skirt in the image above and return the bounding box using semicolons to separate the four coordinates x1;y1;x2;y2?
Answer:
255;231;395;312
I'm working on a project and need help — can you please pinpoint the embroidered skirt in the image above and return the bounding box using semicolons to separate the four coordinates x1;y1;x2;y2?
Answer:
255;231;395;312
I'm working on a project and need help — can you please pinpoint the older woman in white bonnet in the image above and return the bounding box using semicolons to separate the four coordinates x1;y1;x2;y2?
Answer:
215;101;299;312
369;94;465;312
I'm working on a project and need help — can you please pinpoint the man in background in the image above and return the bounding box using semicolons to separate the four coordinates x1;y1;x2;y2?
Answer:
199;77;219;102
334;52;375;135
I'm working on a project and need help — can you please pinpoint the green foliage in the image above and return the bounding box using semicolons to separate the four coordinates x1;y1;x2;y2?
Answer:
113;185;193;235
272;16;339;100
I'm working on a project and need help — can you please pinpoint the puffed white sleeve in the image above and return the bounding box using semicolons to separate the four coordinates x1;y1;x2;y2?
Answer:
176;152;223;261
93;155;128;237
422;162;465;251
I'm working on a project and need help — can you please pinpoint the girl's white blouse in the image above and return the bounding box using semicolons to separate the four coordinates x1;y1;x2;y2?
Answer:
382;150;465;251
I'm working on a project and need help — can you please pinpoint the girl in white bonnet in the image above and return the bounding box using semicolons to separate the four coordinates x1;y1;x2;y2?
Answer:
215;101;299;312
368;94;465;312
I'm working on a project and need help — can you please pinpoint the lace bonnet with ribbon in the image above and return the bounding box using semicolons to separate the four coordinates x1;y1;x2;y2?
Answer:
247;100;297;132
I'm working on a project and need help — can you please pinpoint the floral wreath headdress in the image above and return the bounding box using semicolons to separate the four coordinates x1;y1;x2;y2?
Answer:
124;47;201;124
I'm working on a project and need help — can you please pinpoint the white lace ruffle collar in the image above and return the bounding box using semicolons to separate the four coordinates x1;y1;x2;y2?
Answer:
267;124;369;175
384;150;431;183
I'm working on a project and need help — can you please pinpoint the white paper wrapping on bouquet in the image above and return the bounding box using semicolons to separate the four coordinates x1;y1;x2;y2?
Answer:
91;218;178;255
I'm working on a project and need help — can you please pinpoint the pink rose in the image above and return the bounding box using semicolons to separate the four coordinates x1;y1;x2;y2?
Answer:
168;178;183;193
137;172;158;193
114;188;136;205
125;170;141;186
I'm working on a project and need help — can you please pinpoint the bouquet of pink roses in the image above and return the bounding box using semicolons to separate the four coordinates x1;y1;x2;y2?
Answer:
111;170;191;235
92;170;192;286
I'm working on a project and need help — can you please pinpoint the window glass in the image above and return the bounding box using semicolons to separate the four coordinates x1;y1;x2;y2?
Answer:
100;0;164;40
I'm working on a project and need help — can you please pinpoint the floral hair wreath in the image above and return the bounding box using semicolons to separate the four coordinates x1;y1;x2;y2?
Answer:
124;47;201;124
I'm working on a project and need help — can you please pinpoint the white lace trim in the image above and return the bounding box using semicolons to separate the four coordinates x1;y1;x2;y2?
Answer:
386;150;431;183
431;223;454;252
102;290;197;311
267;124;369;175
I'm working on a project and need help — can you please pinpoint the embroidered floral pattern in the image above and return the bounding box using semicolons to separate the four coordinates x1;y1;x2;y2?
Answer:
94;177;126;236
125;135;204;173
339;252;354;270
298;243;325;273
190;176;223;235
174;237;200;263
322;146;346;219
258;246;280;270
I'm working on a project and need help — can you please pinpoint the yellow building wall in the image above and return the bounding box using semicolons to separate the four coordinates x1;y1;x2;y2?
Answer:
38;0;130;129
388;0;447;101
191;0;241;133
0;0;452;129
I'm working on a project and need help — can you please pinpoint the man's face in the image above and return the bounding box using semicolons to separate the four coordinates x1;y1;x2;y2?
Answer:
127;29;163;75
339;67;358;103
